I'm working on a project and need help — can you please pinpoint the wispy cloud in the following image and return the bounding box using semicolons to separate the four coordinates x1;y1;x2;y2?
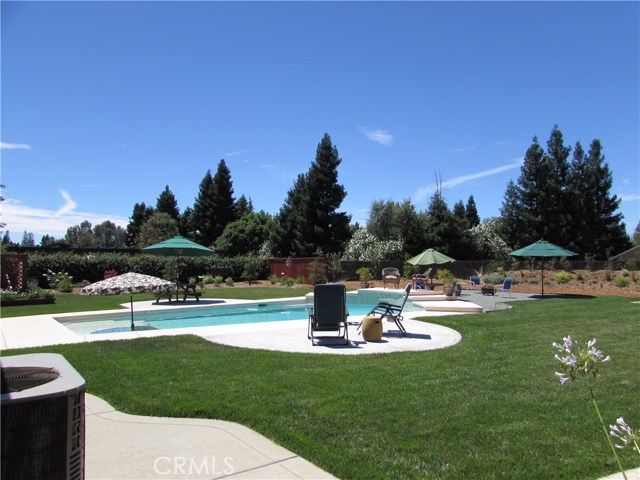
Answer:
413;158;523;203
225;149;251;158
55;190;78;216
1;142;32;150
620;193;640;202
2;198;129;239
359;127;394;146
453;145;476;153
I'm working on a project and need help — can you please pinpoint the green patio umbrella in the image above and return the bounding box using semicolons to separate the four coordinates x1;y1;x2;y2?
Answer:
406;248;455;284
143;236;214;300
509;239;578;296
407;248;456;266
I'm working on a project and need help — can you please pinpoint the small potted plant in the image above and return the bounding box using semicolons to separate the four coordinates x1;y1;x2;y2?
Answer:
356;267;373;288
436;269;456;297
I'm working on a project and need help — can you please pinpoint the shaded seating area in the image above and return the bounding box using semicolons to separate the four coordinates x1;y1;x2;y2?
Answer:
361;283;412;336
307;284;349;345
382;267;401;289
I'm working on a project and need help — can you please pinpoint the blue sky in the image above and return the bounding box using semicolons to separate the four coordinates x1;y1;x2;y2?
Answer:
2;1;639;245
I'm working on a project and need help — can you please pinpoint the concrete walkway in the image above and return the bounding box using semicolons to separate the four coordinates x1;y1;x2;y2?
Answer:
86;394;335;479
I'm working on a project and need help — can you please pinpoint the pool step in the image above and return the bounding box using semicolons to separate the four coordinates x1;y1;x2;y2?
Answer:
413;298;483;313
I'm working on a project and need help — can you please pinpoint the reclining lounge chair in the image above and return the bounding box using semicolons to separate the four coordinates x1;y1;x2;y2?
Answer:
307;284;349;345
361;283;412;336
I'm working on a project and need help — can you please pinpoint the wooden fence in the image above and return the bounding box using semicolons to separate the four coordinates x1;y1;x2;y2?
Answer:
269;257;328;284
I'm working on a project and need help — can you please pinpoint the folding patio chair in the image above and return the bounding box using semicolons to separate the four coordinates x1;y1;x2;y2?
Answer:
307;284;349;345
361;283;412;336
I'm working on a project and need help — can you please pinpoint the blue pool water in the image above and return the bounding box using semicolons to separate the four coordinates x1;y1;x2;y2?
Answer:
58;291;420;336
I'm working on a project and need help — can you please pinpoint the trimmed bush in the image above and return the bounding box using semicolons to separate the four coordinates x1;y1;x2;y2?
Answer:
27;252;269;286
555;271;572;284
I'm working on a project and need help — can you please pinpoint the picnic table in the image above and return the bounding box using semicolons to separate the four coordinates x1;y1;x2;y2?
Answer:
178;283;202;301
154;283;202;304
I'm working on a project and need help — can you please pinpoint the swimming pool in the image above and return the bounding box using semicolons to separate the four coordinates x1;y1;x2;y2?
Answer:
57;291;422;335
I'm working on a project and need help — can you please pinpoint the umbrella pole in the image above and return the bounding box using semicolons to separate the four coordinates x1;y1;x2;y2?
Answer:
541;259;544;296
130;295;135;331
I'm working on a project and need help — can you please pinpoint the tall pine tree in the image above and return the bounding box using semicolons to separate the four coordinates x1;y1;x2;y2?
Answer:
192;170;216;246
210;159;236;241
272;134;350;256
156;185;180;222
568;139;631;258
126;202;154;247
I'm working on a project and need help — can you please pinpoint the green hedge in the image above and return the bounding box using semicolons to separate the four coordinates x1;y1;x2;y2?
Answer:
28;252;269;287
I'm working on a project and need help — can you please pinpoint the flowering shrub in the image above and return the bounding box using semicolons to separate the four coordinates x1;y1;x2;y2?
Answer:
342;229;404;262
469;220;511;259
42;269;74;293
1;287;55;302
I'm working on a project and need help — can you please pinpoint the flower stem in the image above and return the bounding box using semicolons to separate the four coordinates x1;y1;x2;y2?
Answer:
587;379;628;480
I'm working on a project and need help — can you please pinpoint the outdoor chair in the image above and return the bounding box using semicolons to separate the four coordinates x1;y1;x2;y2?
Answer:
382;267;401;289
469;276;483;291
360;283;412;336
412;268;432;290
496;278;513;297
307;284;349;345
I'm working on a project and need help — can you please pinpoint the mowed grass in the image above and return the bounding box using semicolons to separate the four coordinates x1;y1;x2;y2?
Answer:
5;296;640;479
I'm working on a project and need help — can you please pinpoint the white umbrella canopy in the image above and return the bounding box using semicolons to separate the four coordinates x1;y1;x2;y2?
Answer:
80;272;174;296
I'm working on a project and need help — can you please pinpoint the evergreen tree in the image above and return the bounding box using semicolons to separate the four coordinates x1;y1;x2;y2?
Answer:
272;174;308;256
568;139;631;257
543;125;572;246
452;200;466;221
465;195;480;228
192;160;236;247
179;207;195;238
234;195;254;218
126;202;154;247
192;170;215;246
21;231;35;246
272;134;351;256
156;185;180;221
210;159;236;241
423;181;472;259
633;221;640;246
2;231;11;245
300;133;351;255
501;135;552;248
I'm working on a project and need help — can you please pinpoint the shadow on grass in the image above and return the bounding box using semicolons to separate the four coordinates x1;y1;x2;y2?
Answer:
528;293;597;300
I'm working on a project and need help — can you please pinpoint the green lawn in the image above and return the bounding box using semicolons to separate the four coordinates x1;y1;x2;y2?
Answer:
4;296;640;479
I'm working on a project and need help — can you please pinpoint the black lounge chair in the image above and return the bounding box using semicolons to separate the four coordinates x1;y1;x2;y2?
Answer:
362;283;412;336
307;284;349;345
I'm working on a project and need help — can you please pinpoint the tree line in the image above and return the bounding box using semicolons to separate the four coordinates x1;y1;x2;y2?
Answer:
4;128;637;260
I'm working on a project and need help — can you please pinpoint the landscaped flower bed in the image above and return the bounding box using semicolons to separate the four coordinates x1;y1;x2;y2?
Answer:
0;288;56;306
